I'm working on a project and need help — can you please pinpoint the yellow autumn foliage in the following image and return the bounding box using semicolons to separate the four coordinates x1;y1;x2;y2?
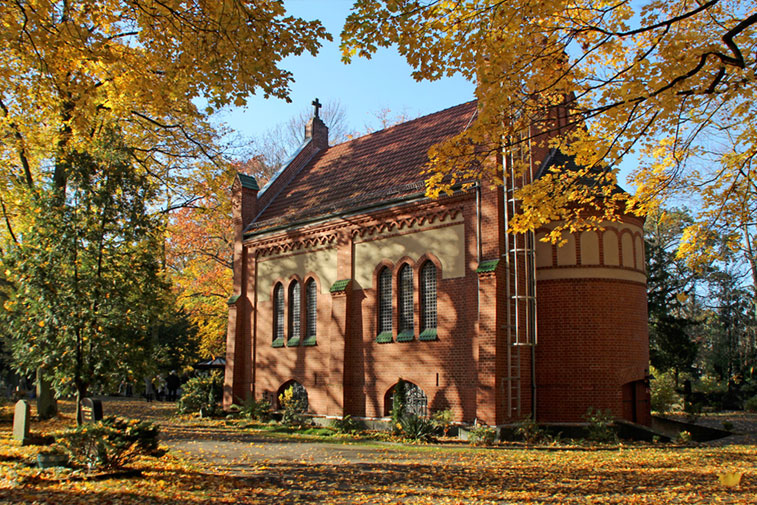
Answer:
341;1;757;254
0;0;329;218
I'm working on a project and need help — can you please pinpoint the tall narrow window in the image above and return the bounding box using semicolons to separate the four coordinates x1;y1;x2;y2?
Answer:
397;264;414;341
377;267;392;341
288;281;301;344
420;262;437;340
305;279;317;345
273;283;284;346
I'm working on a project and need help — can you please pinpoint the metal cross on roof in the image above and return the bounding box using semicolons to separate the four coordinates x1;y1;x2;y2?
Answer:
312;98;322;118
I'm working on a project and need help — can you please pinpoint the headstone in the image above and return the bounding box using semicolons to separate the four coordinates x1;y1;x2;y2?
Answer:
36;367;58;420
12;400;30;444
80;398;103;423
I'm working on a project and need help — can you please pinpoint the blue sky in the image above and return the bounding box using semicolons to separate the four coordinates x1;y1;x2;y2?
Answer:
217;0;475;141
218;0;637;187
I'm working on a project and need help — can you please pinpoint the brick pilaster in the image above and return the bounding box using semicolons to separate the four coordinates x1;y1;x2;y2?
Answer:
224;174;258;408
326;231;353;416
476;260;502;425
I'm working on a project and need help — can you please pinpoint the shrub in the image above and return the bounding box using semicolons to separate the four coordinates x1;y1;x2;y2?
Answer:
177;371;223;416
399;413;435;441
514;416;546;444
584;407;617;443
279;385;307;426
469;424;497;446
231;394;272;421
57;416;162;471
332;414;363;434
649;367;683;413
675;430;692;444
430;409;454;437
743;394;757;412
683;398;703;423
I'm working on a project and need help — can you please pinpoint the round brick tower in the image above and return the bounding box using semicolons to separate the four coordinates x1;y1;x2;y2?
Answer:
534;216;651;424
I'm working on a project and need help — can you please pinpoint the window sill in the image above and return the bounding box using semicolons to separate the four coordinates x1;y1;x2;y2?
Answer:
287;337;300;347
302;336;317;346
376;331;393;344
272;337;285;348
419;329;438;341
396;330;414;342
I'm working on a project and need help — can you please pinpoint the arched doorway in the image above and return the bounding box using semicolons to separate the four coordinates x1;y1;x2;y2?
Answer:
276;380;309;411
384;380;428;417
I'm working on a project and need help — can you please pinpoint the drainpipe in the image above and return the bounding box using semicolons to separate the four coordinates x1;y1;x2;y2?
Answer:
528;125;537;422
475;181;481;315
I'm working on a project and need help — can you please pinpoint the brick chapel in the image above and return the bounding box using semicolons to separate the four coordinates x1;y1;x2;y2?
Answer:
224;100;651;426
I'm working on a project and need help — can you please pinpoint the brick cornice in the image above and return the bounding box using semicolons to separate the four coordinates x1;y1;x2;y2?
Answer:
248;196;468;258
350;204;464;239
252;228;339;257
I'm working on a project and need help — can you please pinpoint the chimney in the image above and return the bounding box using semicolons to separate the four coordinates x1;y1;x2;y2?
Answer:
305;97;329;150
232;173;259;233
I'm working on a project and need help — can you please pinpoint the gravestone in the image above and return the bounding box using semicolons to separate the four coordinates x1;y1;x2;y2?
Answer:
80;398;103;423
12;400;30;444
36;367;58;420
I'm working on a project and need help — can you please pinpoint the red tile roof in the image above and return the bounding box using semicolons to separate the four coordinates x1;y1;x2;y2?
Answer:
247;101;477;234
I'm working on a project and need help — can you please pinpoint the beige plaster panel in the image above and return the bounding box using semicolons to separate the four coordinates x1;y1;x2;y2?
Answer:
256;247;337;301
354;223;466;288
621;233;634;268
602;229;620;266
537;267;646;284
556;233;577;266
580;231;600;265
535;232;553;268
634;236;645;272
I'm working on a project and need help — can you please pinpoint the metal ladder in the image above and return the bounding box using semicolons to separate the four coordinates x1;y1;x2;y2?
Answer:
502;131;538;420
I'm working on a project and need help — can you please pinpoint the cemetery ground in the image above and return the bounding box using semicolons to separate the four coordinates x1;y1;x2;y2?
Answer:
1;399;756;504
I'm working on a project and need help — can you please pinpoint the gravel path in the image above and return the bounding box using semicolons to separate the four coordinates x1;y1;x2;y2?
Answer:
159;423;458;476
87;398;757;474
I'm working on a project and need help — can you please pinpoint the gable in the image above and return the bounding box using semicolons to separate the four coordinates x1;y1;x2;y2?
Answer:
246;101;477;235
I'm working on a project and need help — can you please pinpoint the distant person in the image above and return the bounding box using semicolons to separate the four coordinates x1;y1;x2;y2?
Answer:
166;371;180;401
152;375;164;401
144;376;155;402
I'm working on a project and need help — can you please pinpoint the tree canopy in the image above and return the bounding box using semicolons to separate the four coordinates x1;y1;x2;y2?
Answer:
0;0;329;203
341;0;757;250
0;0;330;398
1;131;168;410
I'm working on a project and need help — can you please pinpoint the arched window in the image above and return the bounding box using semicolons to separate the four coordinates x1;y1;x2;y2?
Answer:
273;283;284;346
420;261;437;340
304;279;317;345
397;264;414;341
288;281;301;344
377;267;392;340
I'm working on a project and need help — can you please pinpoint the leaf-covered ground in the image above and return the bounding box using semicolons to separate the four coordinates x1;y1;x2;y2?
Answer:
1;398;756;504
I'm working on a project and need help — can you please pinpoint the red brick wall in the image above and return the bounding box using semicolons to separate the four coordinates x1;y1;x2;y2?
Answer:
349;270;480;422
230;186;650;425
252;275;336;414
535;278;649;422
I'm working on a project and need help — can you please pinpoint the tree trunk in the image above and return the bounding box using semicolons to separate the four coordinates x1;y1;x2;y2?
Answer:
74;383;89;426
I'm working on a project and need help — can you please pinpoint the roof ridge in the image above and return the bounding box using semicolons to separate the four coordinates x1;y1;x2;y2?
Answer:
327;100;477;150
